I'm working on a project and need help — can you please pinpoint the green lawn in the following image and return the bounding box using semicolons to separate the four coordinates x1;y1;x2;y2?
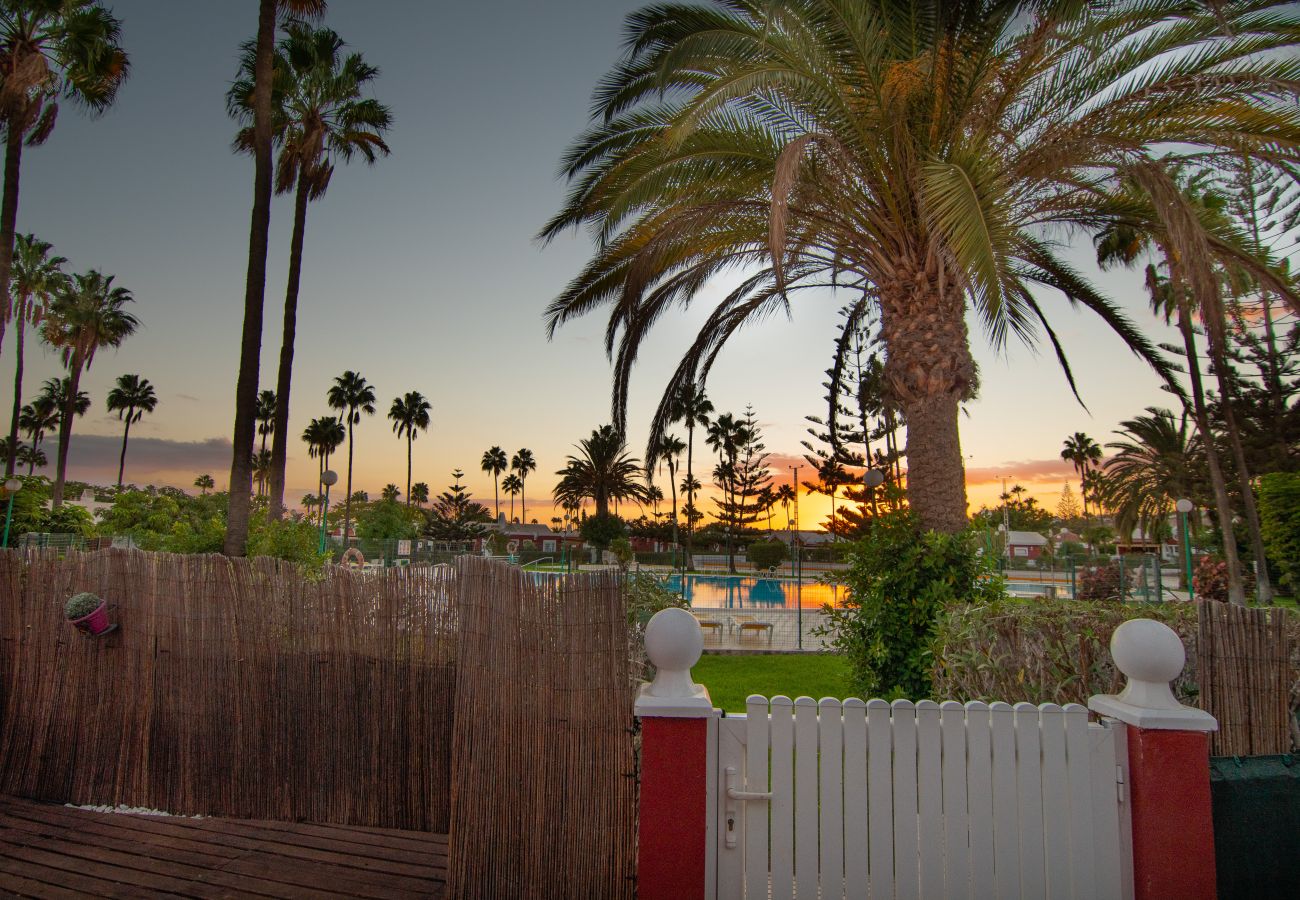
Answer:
693;653;854;713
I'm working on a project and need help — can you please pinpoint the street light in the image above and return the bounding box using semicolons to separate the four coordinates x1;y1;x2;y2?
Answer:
2;478;21;549
864;468;884;518
319;470;338;554
1175;498;1194;597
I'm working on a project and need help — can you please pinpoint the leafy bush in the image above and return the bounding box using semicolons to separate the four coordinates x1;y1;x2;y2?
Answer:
64;592;102;620
624;572;687;683
1190;555;1254;602
580;512;625;551
1260;472;1300;594
609;537;635;569
354;499;420;542
817;511;1005;700
96;488;226;553
747;539;788;571
246;513;329;571
1076;562;1126;601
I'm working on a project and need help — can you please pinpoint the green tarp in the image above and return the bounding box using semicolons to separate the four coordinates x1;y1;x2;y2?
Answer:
1210;755;1300;899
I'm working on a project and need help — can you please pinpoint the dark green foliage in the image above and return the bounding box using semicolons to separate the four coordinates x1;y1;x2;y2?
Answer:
245;513;328;570
819;511;1005;700
423;470;491;542
1259;472;1300;593
64;592;101;620
355;499;419;542
580;512;625;551
96;488;226;553
747;539;787;571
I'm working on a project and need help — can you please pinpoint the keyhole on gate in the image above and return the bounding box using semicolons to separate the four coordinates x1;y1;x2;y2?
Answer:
728;817;735;832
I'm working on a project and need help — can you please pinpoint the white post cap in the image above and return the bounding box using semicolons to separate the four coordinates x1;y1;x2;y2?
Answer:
635;608;714;717
1088;618;1217;731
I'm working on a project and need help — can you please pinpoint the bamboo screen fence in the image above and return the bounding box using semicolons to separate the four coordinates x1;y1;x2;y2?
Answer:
1197;600;1297;756
447;558;637;900
0;549;458;830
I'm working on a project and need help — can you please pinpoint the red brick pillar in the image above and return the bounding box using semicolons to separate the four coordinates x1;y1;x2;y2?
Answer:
1090;618;1218;900
636;608;717;900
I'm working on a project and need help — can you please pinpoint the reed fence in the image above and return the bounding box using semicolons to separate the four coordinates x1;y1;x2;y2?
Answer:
1198;601;1296;756
447;558;637;900
0;549;458;830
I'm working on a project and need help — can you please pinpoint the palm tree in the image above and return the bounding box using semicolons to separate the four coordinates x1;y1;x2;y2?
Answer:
1060;434;1103;519
553;425;651;518
480;445;508;521
194;474;215;495
776;483;796;530
252;448;273;498
301;414;345;499
19;384;64;470
542;1;1295;534
1100;408;1201;590
229;21;392;520
41;270;138;506
381;483;400;503
501;473;522;523
0;2;127;365
105;374;157;488
410;481;429;507
255;389;276;457
16;442;43;473
326;370;375;540
388;391;430;505
655;434;686;546
6;234;66;475
225;0;328;555
511;448;536;525
669;384;712;559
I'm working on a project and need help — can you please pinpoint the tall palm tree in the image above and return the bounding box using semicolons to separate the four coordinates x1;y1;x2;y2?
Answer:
301;413;344;499
775;483;796;530
6;233;65;475
542;1;1295;534
655;433;685;546
225;0;328;555
553;425;651;518
105;373;157;488
0;2;127;365
19;382;62;468
388;391;430;505
1100;408;1201;589
194;473;215;495
410;481;429;507
41;270;137;506
16;442;42;473
480;445;507;520
501;472;522;523
255;389;276;457
381;483;400;503
669;383;712;560
1060;433;1103;518
230;21;392;519
511;448;536;525
326;370;375;540
252;448;273;498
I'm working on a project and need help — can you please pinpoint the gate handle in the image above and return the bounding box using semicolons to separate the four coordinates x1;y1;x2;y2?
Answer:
723;766;771;850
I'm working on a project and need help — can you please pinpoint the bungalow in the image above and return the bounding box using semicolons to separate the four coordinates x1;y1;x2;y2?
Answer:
1005;530;1048;560
478;520;583;554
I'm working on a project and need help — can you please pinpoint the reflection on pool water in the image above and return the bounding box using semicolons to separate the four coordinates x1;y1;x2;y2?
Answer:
664;574;846;610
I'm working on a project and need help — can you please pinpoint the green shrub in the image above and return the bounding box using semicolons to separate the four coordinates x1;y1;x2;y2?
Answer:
748;539;788;571
817;511;1005;700
64;592;102;620
1260;472;1300;594
624;572;688;683
609;537;635;569
245;513;329;571
580;512;625;551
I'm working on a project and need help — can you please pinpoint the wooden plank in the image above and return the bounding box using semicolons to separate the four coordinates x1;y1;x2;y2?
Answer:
1038;704;1070;899
990;702;1020;900
0;862;96;900
916;699;943;899
965;701;995;900
842;698;869;900
744;695;771;900
769;696;796;900
1014;702;1046;899
818;697;845;898
1063;705;1097;900
793;697;819;900
890;700;920;900
866;699;894;898
1088;722;1125;900
940;701;970;899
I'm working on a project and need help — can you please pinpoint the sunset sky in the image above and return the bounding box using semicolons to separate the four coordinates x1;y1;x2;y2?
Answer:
1;0;1195;528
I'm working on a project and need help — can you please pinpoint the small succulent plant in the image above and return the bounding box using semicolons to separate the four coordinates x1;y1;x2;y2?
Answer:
64;592;103;620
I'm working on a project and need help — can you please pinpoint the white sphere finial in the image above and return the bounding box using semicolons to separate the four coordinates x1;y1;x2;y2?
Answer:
1111;618;1185;710
644;608;703;699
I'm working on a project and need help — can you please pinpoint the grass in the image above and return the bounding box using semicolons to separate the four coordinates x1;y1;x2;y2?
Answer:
692;652;854;713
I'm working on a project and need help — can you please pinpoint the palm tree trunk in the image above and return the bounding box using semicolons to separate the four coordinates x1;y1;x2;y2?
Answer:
897;392;967;533
268;173;312;521
0;124;24;365
6;295;26;476
117;414;132;488
343;416;354;541
493;476;500;521
684;424;695;568
668;459;679;547
406;433;413;505
1177;305;1246;604
509;493;514;524
520;478;527;525
224;0;278;555
52;356;83;508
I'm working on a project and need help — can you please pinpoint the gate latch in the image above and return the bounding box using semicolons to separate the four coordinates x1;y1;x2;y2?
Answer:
723;765;772;849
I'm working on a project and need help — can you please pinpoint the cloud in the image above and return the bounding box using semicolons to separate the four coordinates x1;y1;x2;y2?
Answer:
175;393;201;403
57;433;232;488
964;457;1086;486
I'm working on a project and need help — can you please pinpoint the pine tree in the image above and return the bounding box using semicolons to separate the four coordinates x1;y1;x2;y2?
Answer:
424;469;491;543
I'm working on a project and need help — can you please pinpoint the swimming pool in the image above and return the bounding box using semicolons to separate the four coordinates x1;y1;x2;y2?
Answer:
663;573;846;610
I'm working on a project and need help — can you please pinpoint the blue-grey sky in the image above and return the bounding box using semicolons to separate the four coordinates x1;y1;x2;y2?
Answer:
4;0;1185;517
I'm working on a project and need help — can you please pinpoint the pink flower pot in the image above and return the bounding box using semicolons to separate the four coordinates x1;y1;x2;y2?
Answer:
69;600;112;636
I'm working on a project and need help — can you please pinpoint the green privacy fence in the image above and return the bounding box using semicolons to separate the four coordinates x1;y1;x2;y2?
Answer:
1211;755;1300;900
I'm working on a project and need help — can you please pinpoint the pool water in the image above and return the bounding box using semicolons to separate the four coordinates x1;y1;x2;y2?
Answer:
663;574;846;610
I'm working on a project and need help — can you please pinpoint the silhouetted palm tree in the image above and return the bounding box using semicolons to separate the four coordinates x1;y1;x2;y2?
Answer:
254;389;276;457
501;473;522;523
410;481;429;507
106;374;157;488
511;448;536;525
194;474;215;495
1060;433;1103;518
6;234;66;475
326;370;375;539
480;445;507;521
388;391;430;504
381;483;400;503
553;426;650;518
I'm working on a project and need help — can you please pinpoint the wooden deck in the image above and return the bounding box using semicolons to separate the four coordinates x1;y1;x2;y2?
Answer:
0;795;447;898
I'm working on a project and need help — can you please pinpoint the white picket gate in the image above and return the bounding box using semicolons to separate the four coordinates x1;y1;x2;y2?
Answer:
714;696;1132;900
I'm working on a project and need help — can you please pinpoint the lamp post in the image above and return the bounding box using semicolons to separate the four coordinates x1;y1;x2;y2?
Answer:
1175;498;1194;598
2;478;21;549
864;467;884;519
319;470;338;555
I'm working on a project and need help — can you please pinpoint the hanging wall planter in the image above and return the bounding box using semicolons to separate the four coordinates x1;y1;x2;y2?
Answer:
65;592;116;637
